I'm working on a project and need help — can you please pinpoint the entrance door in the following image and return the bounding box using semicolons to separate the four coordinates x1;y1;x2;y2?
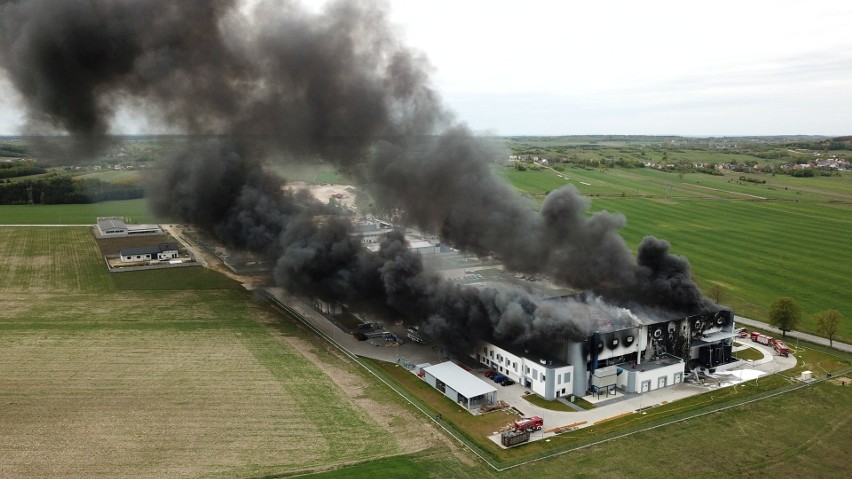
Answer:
658;376;667;388
674;372;682;384
641;380;651;393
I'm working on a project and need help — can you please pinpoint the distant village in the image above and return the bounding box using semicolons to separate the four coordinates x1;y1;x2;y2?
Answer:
510;151;849;176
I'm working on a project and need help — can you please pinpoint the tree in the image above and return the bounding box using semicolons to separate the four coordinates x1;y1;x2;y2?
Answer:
813;309;842;348
705;283;725;305
768;297;802;337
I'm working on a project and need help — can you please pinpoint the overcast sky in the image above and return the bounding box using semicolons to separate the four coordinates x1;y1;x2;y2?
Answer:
1;0;850;136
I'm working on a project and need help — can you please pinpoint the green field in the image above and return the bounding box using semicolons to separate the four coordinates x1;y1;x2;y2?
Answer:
0;227;442;478
73;169;142;184
1;225;849;478
0;198;160;224
499;165;852;342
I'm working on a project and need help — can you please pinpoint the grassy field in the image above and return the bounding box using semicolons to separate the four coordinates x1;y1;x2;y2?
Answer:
1;225;849;478
0;227;443;478
0;199;160;224
499;165;852;342
516;379;851;479
73;169;142;184
312;378;851;478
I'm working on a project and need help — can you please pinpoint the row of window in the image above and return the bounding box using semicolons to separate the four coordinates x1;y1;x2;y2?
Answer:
484;347;562;385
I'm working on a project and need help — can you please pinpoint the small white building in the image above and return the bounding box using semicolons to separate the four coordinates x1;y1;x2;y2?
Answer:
614;355;685;393
119;243;180;263
421;361;496;413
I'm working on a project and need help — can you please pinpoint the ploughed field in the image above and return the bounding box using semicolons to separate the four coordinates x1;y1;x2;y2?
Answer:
501;166;852;342
0;226;435;478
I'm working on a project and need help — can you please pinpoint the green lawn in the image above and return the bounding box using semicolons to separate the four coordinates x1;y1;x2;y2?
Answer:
518;379;851;479
0;199;160;224
500;165;852;342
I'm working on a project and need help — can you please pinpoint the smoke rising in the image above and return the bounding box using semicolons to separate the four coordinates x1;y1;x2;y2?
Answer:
0;0;717;355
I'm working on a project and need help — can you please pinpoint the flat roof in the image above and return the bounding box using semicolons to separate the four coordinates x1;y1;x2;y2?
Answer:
97;217;126;230
120;243;179;256
125;224;162;231
617;355;683;372
423;361;496;399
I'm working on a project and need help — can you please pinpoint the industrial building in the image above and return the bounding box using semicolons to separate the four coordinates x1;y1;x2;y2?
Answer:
478;307;735;400
96;217;163;237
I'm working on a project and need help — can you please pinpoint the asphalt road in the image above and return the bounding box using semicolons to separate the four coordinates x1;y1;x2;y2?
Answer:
735;315;850;353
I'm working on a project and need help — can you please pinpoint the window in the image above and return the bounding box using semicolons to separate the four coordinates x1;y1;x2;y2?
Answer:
525;366;530;374
558;375;561;384
532;370;538;380
564;372;571;383
489;350;493;358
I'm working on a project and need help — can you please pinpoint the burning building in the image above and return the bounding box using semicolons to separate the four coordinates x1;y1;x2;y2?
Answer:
478;306;735;400
0;0;729;383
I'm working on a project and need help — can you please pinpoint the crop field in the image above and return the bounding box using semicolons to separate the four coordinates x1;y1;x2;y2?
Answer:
500;165;852;342
73;169;142;184
0;227;441;478
0;199;160;225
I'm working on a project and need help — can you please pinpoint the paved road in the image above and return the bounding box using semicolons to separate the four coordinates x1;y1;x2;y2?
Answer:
735;315;851;353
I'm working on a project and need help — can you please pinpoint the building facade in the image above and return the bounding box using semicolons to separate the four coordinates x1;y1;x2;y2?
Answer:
119;243;180;263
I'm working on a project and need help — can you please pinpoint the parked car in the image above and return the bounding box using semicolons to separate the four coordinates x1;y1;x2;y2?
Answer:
492;374;507;383
484;370;498;378
500;378;516;386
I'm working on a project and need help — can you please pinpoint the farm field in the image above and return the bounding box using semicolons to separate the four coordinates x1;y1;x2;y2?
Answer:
0;199;159;225
313;376;851;478
499;165;852;342
0;227;444;478
0;225;849;478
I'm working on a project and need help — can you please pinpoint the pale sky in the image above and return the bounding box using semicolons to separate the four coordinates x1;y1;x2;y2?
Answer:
1;0;850;136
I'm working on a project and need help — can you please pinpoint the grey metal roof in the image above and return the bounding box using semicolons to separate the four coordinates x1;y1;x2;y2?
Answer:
97;217;126;230
120;243;179;257
423;361;496;399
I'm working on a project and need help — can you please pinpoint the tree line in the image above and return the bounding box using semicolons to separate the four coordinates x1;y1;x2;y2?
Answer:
0;174;144;204
0;163;47;179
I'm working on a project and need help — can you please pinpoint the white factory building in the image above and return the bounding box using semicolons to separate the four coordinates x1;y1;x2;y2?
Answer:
350;218;443;255
96;217;163;237
478;343;574;400
477;308;735;400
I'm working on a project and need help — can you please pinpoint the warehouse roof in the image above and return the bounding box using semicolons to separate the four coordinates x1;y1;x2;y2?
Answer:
97;217;127;230
423;361;496;399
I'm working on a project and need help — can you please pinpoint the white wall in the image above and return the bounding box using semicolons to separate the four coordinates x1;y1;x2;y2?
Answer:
479;342;573;400
630;361;685;393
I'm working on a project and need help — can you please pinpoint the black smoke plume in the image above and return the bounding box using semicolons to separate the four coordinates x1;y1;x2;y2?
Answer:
0;0;717;355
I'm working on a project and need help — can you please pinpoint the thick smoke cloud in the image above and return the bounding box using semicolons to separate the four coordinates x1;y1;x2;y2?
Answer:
0;0;717;355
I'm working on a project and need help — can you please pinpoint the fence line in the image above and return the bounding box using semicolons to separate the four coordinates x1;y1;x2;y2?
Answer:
258;289;851;472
